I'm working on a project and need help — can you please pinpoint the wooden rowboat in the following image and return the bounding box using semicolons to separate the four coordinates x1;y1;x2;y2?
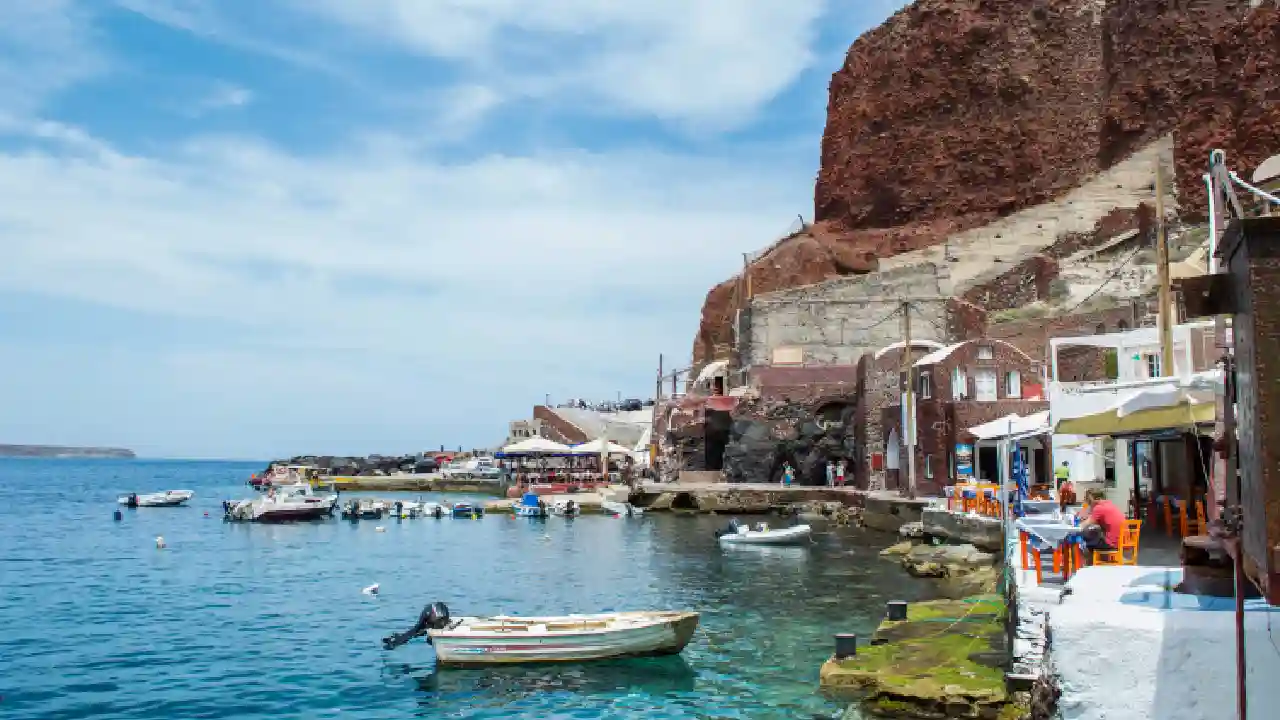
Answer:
383;604;699;666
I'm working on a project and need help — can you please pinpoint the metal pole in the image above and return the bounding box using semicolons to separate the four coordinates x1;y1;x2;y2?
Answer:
1204;172;1219;274
1155;162;1174;376
901;301;916;498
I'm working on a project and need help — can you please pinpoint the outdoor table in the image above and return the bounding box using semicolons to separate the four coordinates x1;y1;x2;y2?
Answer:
1021;500;1059;515
1015;518;1084;579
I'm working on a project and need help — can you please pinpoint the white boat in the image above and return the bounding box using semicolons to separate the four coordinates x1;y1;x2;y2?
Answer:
118;490;195;507
393;500;446;519
382;603;700;666
601;500;644;517
224;482;337;522
513;493;548;518
716;520;811;546
549;499;580;517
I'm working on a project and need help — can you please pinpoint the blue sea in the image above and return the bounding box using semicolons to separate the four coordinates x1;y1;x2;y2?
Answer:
0;459;941;719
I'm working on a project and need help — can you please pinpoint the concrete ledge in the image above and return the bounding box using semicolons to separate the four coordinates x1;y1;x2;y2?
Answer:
861;493;933;534
922;507;1005;552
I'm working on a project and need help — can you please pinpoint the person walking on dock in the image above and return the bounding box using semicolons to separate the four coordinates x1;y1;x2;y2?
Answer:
825;461;835;487
782;462;794;487
836;460;847;487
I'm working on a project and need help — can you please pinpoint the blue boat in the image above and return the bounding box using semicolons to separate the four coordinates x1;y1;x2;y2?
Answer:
451;502;484;519
513;493;548;518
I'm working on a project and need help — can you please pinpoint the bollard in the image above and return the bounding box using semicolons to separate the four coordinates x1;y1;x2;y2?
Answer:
886;601;908;621
834;633;858;659
113;510;122;522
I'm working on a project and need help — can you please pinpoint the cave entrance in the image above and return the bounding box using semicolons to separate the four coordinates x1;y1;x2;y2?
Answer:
671;492;698;511
814;401;853;429
705;409;731;471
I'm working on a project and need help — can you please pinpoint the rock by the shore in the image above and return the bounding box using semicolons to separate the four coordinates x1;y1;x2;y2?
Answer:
901;543;999;599
879;541;915;558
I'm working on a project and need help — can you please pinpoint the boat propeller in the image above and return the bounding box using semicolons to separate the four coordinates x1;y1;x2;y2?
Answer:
382;601;451;650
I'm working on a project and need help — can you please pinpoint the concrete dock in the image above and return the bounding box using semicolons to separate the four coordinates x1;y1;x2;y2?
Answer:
323;473;507;495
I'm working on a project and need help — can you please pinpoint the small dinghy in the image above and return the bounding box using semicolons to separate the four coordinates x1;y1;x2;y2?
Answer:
118;490;195;508
549;499;579;517
382;602;700;666
716;519;811;546
451;502;484;519
601;500;644;517
513;493;548;518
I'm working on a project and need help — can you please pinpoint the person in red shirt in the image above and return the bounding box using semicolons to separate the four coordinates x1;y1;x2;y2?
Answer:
1077;488;1125;550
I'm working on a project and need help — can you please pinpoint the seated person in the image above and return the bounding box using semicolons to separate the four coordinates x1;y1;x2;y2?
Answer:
1077;488;1124;553
1058;480;1077;511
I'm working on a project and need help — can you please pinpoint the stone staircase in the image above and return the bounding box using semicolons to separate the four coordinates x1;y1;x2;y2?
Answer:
880;136;1176;296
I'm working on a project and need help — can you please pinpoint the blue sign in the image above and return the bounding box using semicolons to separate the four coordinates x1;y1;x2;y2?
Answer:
955;444;974;478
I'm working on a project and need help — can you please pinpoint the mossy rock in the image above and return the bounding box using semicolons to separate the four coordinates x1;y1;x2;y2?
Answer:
821;596;1011;718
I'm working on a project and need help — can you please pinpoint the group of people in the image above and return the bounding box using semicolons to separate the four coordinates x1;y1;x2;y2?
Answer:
778;459;848;487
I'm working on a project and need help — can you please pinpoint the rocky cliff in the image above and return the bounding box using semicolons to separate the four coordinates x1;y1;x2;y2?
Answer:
0;444;135;459
693;0;1279;365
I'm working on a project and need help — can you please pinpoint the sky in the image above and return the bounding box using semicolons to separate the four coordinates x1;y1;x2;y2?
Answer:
0;0;908;460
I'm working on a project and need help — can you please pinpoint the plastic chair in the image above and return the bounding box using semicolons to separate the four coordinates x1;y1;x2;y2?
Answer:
1163;498;1175;537
1093;519;1143;566
1028;538;1066;585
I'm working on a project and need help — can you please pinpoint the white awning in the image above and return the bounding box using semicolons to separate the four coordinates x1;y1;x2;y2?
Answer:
569;437;632;455
968;411;1050;441
501;437;571;455
873;339;945;361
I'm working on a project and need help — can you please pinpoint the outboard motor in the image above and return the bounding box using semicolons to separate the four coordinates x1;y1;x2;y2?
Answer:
126;493;139;508
714;519;742;538
382;602;451;649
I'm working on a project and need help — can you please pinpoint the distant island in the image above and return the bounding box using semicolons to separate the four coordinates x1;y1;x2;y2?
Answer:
0;444;136;459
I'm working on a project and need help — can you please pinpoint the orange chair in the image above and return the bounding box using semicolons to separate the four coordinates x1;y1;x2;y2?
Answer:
1180;499;1207;537
1093;519;1143;566
1162;498;1175;536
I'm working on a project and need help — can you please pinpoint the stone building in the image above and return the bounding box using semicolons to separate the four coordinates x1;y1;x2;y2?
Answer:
854;340;946;491
880;338;1048;496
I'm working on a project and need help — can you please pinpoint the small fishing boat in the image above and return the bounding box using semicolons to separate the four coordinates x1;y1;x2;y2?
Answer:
549;499;579;517
451;502;484;519
715;519;811;546
513;493;548;518
118;490;195;507
223;482;337;522
341;498;387;520
381;602;700;666
392;500;446;519
601;500;644;517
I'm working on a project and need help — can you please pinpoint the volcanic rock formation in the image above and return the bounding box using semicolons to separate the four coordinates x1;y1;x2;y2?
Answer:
692;0;1280;365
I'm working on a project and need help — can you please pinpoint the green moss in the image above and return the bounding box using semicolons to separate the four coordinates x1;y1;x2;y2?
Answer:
823;595;1012;717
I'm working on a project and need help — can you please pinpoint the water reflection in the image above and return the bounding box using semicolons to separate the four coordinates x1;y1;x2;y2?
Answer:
719;544;811;560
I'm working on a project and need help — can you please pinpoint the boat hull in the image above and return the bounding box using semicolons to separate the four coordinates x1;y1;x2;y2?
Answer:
429;612;699;667
718;524;811;546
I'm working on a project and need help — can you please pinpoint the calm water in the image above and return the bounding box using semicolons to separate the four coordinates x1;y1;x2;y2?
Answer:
0;459;941;719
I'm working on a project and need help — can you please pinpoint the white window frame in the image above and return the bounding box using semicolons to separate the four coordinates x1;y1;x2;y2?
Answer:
919;370;933;399
974;369;997;402
953;367;967;400
1006;370;1022;399
977;346;994;360
1143;353;1162;379
924;454;933;479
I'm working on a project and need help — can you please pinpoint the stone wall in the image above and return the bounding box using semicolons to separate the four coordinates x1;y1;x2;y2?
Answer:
745;263;949;367
722;396;858;485
962;255;1058;312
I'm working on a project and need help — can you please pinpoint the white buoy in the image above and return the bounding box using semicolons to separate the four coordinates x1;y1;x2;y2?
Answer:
374;526;386;532
155;536;166;549
363;583;380;596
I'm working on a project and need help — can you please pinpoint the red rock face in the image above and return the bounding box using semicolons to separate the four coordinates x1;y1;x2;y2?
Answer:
691;0;1280;366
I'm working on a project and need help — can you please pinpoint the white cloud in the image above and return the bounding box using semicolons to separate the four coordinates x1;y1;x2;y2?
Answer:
188;81;254;115
277;0;828;129
0;120;812;453
0;0;104;116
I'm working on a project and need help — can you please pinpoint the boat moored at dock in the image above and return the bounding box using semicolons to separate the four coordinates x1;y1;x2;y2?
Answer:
382;602;700;666
450;502;484;519
513;493;548;518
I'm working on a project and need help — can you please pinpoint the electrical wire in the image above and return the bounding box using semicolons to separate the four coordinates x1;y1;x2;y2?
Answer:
1062;246;1144;316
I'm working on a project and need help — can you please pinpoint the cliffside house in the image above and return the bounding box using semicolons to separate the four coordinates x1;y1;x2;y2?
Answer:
880;339;1048;496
